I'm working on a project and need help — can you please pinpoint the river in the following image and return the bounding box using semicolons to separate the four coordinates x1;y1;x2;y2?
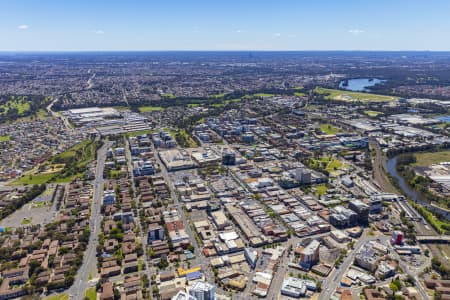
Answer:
386;155;450;220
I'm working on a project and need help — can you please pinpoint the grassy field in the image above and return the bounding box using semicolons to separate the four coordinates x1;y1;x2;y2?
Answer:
412;150;450;167
187;103;202;108
13;173;57;185
12;140;98;185
174;129;198;148
84;287;97;300
310;156;348;175
364;110;384;117
161;93;176;99
12;109;50;123
315;87;398;103
0;98;30;115
138;106;165;112
138;258;143;271
327;159;343;171
211;103;225;108
315;184;328;196
0;135;10;142
55;140;95;164
21;217;32;225
319;123;341;135
43;294;69;300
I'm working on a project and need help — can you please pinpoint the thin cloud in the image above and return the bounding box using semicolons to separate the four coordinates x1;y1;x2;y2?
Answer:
287;34;297;38
17;25;29;30
235;29;244;33
93;29;105;34
348;29;365;35
272;33;281;37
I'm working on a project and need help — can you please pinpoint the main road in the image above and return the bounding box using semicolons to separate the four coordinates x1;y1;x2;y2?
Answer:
46;96;74;131
69;140;109;300
124;138;152;281
320;230;373;300
154;149;202;257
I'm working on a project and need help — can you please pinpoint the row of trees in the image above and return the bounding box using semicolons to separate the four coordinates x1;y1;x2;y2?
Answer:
0;184;46;220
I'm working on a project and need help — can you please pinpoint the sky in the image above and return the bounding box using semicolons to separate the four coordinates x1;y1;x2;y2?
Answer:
1;0;450;51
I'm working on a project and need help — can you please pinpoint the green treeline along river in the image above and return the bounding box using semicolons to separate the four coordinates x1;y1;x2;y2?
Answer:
386;155;450;220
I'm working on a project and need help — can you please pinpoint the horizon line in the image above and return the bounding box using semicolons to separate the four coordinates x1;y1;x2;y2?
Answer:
1;49;450;53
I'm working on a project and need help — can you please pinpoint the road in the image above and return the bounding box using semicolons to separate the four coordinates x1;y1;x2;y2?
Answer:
69;140;109;300
46;96;74;131
124;138;152;282
389;245;431;300
265;240;294;300
151;146;215;285
153;149;202;259
320;230;373;300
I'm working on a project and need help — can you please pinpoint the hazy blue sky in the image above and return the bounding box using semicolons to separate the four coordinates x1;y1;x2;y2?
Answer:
2;0;450;51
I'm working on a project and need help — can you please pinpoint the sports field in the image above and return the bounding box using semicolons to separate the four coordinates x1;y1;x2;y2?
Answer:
315;87;398;103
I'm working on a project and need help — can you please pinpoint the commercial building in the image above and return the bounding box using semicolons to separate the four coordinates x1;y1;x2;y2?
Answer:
329;206;358;228
348;200;370;225
280;277;307;298
391;231;403;245
376;262;396;279
222;151;236;166
172;291;197;300
280;277;317;298
299;240;320;269
369;196;383;214
354;242;378;272
341;176;354;188
210;211;229;230
103;190;116;206
191;149;221;166
189;281;215;300
244;248;258;269
330;230;349;243
148;224;164;243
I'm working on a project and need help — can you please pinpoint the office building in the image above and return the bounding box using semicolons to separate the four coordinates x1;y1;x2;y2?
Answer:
299;240;320;269
148;224;164;243
349;200;370;225
244;248;258;269
189;281;215;300
222;151;236;166
391;231;403;245
329;206;358;228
